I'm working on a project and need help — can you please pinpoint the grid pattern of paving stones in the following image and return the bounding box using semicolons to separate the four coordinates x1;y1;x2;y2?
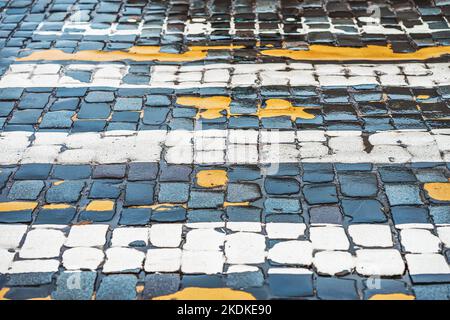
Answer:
0;0;450;300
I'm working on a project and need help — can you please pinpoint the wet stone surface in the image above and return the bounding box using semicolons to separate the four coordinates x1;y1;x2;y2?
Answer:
1;0;450;301
0;163;448;300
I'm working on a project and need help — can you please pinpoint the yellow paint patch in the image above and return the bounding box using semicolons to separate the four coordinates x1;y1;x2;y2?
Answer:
261;44;450;61
176;96;232;119
261;99;315;121
223;202;251;207
85;200;115;211
0;201;38;212
53;180;65;186
369;293;415;300
153;287;256;300
424;179;450;201
18;45;244;62
0;288;10;300
416;95;430;99
42;203;72;210
177;96;315;120
196;170;228;188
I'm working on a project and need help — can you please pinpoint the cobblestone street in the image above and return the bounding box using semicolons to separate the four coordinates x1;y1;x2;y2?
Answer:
0;0;449;300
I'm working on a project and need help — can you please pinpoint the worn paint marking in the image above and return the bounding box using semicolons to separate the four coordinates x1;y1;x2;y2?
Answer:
0;288;10;300
223;202;251;207
176;96;232;119
0;202;38;212
369;293;415;300
196;170;228;188
176;96;315;120
130;203;188;211
261;44;450;61
85;200;115;211
152;287;256;300
424;179;450;201
18;45;244;62
262;99;315;121
42;204;73;210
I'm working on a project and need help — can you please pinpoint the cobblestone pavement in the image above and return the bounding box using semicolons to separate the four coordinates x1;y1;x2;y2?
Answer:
0;0;450;300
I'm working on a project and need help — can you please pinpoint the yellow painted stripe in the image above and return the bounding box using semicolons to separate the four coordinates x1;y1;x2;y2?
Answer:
18;45;244;62
85;200;115;211
0;288;9;300
223;202;251;207
424;179;450;201
130;203;187;210
153;287;256;300
42;203;73;210
262;44;450;61
369;293;415;300
0;202;38;212
196;170;228;188
17;45;450;62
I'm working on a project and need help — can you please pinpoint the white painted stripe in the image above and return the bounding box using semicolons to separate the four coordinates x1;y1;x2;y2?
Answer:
34;21;145;37
33;18;449;38
0;129;449;165
5;223;447;276
1;62;449;88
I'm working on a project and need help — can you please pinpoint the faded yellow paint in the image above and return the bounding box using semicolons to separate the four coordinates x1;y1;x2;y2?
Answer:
176;96;315;120
136;285;145;294
28;296;52;300
53;180;65;186
369;293;415;300
131;203;187;210
42;203;72;210
0;201;37;212
416;95;430;99
18;45;244;62
153;287;256;300
85;200;115;211
223;201;251;207
176;96;232;119
0;288;52;300
424;179;450;201
0;288;10;300
196;170;228;188
261;44;450;61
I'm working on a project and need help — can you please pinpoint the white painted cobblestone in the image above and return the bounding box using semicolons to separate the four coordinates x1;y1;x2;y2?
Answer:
356;249;405;276
225;232;266;264
103;247;145;273
348;224;393;248
62;247;105;270
144;248;182;272
400;229;442;253
65;225;109;248
111;228;149;247
265;223;306;239
181;250;225;274
313;251;355;275
268;240;313;266
310;226;350;250
0;225;28;249
149;224;183;248
406;253;450;275
19;229;66;259
0;249;15;273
